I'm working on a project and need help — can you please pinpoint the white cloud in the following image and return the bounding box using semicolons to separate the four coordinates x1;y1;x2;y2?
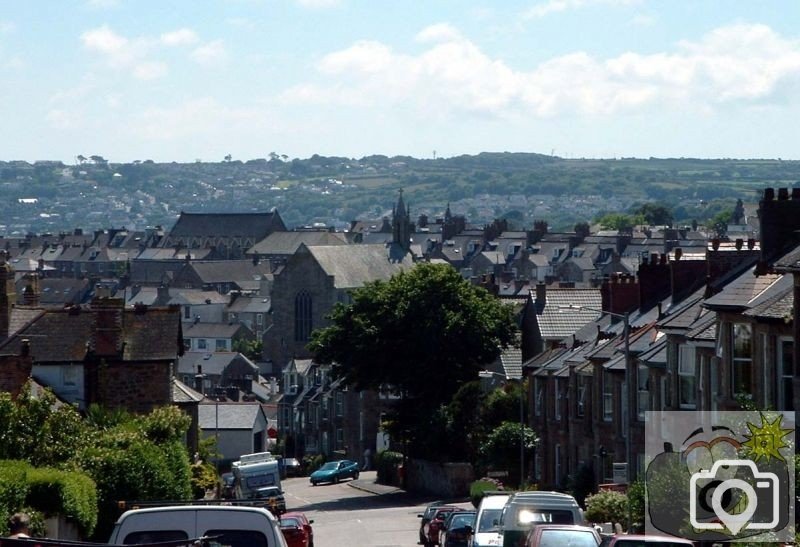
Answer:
132;97;269;140
161;28;199;46
46;109;82;130
133;61;168;80
415;23;463;44
285;23;800;120
523;0;640;20
0;21;15;34
191;40;228;66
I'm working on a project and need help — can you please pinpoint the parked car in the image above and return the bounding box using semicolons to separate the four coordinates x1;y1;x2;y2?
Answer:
309;460;360;485
418;501;447;545
281;457;304;477
499;491;585;547
280;511;314;547
253;485;286;515
424;506;460;547
598;534;694;547
439;510;476;547
470;493;509;547
220;471;236;499
524;524;601;547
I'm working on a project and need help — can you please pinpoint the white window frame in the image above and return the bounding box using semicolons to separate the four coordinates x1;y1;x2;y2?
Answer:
602;370;613;422
577;381;586;418
731;322;753;396
554;379;562;421
778;336;794;411
679;345;697;409
637;364;649;420
198;339;207;350
535;378;544;417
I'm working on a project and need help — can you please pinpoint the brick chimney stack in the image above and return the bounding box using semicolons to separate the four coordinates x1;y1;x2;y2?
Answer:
0;251;16;341
759;187;800;263
22;273;41;307
91;295;125;356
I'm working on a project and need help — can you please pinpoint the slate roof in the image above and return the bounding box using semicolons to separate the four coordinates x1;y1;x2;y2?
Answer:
774;244;800;271
184;260;273;284
22;278;91;306
178;351;252;376
307;244;414;289
686;315;717;343
744;285;793;321
639;338;667;368
228;295;271;314
170;290;229;306
198;402;264;429
703;266;787;310
499;345;522;380
536;288;603;340
166;211;286;239
248;231;349;255
0;306;182;361
182;322;245;339
172;377;204;404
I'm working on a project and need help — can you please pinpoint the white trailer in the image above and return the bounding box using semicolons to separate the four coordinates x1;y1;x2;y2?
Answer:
232;451;281;499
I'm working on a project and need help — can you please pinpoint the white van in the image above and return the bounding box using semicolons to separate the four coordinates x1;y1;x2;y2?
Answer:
499;491;585;547
470;493;510;547
108;505;288;547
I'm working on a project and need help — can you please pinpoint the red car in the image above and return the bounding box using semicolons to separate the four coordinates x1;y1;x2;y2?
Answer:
280;511;315;547
424;506;459;547
524;524;601;547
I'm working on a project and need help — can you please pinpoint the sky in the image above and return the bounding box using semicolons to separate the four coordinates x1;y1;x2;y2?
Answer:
2;0;799;163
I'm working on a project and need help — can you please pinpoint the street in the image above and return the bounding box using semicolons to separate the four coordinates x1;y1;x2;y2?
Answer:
282;471;471;547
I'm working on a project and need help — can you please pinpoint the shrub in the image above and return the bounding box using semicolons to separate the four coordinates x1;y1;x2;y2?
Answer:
190;462;218;500
584;490;628;526
374;450;403;484
302;454;325;474
26;466;97;537
469;477;505;508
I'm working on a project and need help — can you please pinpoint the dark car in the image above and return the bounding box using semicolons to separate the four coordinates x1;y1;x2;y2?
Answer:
280;457;303;478
598;534;694;547
423;506;459;547
439;510;476;547
524;524;601;547
253;485;286;515
309;459;360;485
280;511;315;547
418;502;447;545
220;472;235;499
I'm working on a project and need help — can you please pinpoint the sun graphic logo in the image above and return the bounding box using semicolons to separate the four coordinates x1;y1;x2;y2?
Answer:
742;413;793;463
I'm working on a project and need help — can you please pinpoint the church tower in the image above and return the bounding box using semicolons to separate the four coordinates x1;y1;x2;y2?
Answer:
392;189;411;252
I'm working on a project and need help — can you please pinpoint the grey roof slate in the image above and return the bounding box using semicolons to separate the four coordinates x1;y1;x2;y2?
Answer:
172;377;204;404
167;211;286;239
744;286;793;320
182;322;245;338
536;288;603;340
307;244;413;289
704;267;787;310
198;402;263;429
247;231;349;255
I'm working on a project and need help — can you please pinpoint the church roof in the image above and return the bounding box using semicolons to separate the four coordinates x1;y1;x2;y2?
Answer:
307;244;414;289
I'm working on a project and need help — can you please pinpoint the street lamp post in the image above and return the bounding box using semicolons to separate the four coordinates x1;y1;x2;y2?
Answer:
558;305;633;485
479;370;525;489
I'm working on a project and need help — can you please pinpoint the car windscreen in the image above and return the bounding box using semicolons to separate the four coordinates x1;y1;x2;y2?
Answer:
478;508;503;532
538;529;598;547
280;517;300;528
319;462;338;470
204;529;269;547
505;507;575;530
123;530;188;544
449;514;475;529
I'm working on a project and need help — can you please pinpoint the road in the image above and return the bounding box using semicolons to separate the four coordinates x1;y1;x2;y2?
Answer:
282;471;471;547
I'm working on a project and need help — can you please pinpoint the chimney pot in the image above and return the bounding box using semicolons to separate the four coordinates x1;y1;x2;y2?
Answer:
778;188;789;200
735;238;743;250
747;238;755;249
764;188;775;200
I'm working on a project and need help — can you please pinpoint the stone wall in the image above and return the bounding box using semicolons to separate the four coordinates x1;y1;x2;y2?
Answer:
407;459;474;498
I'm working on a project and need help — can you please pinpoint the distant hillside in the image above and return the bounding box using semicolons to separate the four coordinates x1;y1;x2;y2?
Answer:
1;153;798;236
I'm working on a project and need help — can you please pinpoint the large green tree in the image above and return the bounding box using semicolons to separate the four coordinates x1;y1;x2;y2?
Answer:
308;263;518;455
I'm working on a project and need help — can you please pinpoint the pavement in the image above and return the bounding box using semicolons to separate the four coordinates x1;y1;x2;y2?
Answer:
347;470;406;495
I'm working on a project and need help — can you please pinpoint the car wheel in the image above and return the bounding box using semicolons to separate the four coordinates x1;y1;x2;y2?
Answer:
311;481;317;486
334;475;340;484
353;471;359;480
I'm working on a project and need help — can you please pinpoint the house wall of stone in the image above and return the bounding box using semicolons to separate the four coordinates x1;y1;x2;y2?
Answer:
407;459;474;497
0;352;32;397
95;360;172;413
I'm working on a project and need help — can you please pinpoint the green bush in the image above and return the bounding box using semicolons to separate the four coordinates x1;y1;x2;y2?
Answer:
375;450;403;484
26;466;97;536
190;462;218;500
469;478;505;508
584;490;628;526
302;454;325;474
